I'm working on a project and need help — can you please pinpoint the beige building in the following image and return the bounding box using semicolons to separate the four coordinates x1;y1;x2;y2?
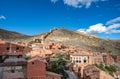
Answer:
70;50;93;77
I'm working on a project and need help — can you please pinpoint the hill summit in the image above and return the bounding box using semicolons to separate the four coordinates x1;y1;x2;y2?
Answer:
0;27;120;54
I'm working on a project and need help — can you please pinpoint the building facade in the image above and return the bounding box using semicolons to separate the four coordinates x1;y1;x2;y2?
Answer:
70;51;93;78
27;56;46;79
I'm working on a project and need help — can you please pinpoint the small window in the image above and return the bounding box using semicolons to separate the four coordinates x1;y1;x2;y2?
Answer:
76;60;78;63
32;62;34;65
84;60;86;63
79;60;81;63
16;47;19;50
6;47;10;50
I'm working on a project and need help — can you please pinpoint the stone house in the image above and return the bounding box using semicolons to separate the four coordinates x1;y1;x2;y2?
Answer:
83;65;100;79
70;51;94;78
0;54;27;79
83;65;115;79
0;40;31;55
27;56;47;79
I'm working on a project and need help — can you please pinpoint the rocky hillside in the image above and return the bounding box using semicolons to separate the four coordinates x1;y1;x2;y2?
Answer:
0;28;30;40
38;28;120;54
0;28;120;54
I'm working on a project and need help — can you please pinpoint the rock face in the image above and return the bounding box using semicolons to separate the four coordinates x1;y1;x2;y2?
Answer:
0;28;120;54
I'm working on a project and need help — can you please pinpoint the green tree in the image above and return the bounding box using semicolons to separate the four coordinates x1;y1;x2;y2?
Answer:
47;53;68;79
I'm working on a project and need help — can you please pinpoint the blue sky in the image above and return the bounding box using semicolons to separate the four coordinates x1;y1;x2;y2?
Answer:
0;0;120;39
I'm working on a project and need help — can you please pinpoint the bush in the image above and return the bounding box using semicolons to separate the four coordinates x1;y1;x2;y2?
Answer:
47;53;69;79
95;64;117;76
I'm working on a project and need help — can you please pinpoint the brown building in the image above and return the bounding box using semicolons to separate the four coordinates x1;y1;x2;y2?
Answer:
83;65;115;79
0;55;27;79
27;56;47;79
0;40;31;55
117;55;120;62
83;65;100;79
27;56;62;79
70;51;93;78
93;53;103;64
103;53;115;65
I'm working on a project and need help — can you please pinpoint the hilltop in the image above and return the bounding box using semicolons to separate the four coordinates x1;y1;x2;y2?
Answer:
0;28;120;54
41;28;120;54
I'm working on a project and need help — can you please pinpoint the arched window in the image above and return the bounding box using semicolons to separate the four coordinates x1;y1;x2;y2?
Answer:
76;60;78;63
84;59;87;63
79;60;81;63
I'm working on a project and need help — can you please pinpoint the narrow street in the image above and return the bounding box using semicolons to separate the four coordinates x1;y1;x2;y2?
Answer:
64;70;78;79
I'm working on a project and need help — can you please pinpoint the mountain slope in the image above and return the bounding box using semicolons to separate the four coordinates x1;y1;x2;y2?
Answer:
0;28;120;54
0;28;30;40
40;28;120;54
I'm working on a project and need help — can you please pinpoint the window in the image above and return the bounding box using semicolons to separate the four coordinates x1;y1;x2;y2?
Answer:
15;66;22;71
76;60;78;63
74;57;75;60
84;60;86;63
6;47;10;50
79;60;81;63
32;62;34;65
16;47;19;50
76;57;78;60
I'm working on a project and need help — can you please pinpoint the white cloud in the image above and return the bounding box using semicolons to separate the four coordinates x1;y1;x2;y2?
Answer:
106;17;120;25
63;0;100;8
0;15;6;20
63;0;82;8
78;23;106;35
86;23;106;34
77;29;86;33
51;0;108;8
107;23;120;30
109;30;120;33
77;23;120;35
51;0;59;3
105;24;120;34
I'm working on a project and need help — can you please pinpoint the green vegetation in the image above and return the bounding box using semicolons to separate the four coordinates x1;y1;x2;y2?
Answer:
95;64;117;76
95;63;105;71
47;53;69;79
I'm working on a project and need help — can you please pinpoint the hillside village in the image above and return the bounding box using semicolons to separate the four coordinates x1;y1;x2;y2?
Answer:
0;28;120;79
